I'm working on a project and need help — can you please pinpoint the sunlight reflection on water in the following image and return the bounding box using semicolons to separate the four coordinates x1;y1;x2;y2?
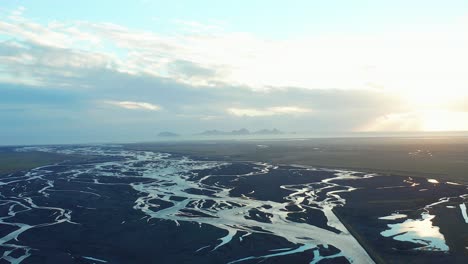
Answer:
460;203;468;224
380;212;448;251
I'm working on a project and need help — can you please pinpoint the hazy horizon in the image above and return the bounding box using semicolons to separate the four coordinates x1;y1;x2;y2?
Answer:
3;130;468;147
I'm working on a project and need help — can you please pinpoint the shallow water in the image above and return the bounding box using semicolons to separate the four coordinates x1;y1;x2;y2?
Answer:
379;213;407;220
0;145;374;263
380;213;448;251
460;203;468;224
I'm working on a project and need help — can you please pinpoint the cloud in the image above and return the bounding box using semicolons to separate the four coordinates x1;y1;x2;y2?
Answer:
105;101;161;111
227;106;312;117
167;60;225;86
0;40;115;87
10;6;26;18
2;9;468;97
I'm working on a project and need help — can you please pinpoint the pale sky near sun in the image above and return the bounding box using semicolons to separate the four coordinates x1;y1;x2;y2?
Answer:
1;1;468;144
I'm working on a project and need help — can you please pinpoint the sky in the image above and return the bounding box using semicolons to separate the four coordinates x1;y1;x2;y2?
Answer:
1;1;468;144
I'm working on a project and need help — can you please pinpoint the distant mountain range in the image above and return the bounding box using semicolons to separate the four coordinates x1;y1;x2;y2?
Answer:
198;128;283;136
157;132;180;137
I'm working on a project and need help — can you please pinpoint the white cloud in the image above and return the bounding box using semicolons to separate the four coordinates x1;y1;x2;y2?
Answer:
105;101;161;111
2;10;468;99
227;106;312;117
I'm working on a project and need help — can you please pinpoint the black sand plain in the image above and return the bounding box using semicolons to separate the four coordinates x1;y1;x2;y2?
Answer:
128;136;468;184
0;137;467;263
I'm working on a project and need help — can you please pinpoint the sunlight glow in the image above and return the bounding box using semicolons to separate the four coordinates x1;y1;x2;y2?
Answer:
360;110;468;132
420;111;468;131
